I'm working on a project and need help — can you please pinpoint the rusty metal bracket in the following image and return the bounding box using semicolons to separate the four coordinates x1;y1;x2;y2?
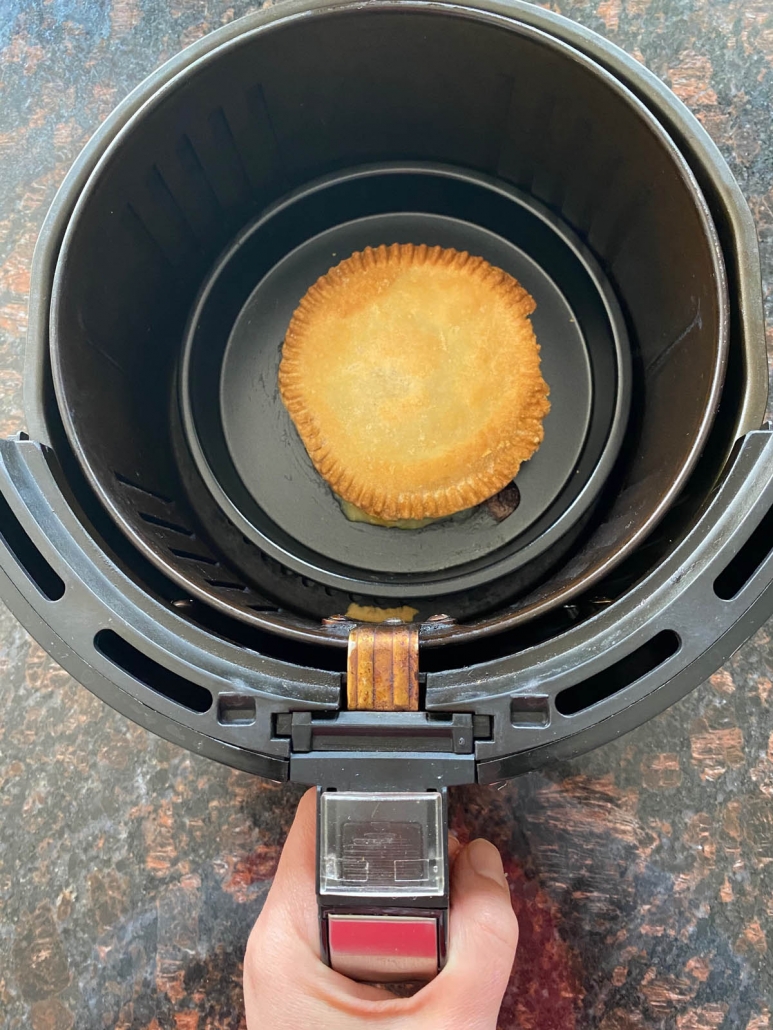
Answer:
347;623;419;711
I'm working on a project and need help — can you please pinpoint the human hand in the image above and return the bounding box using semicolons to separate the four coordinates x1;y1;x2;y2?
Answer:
244;789;518;1029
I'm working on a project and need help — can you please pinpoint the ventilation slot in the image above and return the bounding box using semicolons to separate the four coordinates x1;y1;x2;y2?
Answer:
206;578;248;591
556;631;680;716
714;502;773;600
169;547;219;565
510;695;550;727
218;693;257;725
139;512;194;536
0;491;65;600
95;629;212;713
114;471;172;504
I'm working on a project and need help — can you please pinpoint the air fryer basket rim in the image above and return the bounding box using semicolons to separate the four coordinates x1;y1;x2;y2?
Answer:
2;431;773;785
44;0;732;648
3;0;770;784
25;0;767;447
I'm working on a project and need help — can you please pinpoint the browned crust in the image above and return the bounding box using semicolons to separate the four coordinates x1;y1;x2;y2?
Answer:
279;243;550;520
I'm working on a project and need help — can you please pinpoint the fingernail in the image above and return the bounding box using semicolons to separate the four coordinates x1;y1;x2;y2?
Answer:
467;838;507;886
449;835;462;862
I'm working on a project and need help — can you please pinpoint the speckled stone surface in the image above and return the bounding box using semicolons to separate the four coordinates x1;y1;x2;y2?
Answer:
1;1;773;1028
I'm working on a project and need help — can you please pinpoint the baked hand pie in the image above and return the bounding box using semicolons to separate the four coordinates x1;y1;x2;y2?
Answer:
278;243;550;522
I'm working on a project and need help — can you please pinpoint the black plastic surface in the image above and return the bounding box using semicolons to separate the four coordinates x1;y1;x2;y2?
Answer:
48;3;726;643
4;0;771;789
0;433;772;783
180;164;628;618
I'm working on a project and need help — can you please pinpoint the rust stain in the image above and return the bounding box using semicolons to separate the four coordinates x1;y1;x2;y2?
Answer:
736;918;767;954
719;876;734;903
676;1005;729;1030
347;623;419;711
690;721;744;781
667;51;719;107
641;752;682;789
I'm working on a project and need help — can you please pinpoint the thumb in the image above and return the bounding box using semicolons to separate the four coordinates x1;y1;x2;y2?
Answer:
423;838;518;1029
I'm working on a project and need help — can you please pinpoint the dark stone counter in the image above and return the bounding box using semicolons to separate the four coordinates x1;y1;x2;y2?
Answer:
0;1;772;1027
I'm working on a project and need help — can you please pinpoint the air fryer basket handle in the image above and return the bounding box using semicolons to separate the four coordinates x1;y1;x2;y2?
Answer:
1;432;773;792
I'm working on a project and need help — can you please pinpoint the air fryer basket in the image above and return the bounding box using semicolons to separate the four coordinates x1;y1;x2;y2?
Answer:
50;6;724;641
0;0;770;785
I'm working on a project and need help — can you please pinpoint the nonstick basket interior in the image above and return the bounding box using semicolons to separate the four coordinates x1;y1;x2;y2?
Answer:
49;4;728;642
177;163;630;622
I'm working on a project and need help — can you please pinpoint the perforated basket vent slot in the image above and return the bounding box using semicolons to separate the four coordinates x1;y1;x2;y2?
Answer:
555;630;680;715
714;501;773;600
95;629;212;713
0;491;65;601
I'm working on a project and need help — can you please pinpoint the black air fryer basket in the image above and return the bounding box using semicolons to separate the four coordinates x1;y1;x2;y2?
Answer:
3;0;773;865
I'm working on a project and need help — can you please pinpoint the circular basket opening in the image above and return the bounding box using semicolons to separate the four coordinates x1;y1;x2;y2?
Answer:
50;3;727;640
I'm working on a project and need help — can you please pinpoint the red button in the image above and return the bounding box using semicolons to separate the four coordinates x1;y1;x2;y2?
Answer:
328;915;439;982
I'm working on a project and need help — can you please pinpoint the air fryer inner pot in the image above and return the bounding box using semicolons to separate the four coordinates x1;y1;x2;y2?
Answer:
49;6;727;644
1;0;770;786
177;163;630;622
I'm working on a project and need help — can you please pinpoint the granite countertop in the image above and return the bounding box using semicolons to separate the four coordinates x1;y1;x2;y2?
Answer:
1;1;772;1028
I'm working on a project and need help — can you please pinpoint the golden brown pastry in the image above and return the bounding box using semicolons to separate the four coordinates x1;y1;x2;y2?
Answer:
344;603;419;623
279;243;550;521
